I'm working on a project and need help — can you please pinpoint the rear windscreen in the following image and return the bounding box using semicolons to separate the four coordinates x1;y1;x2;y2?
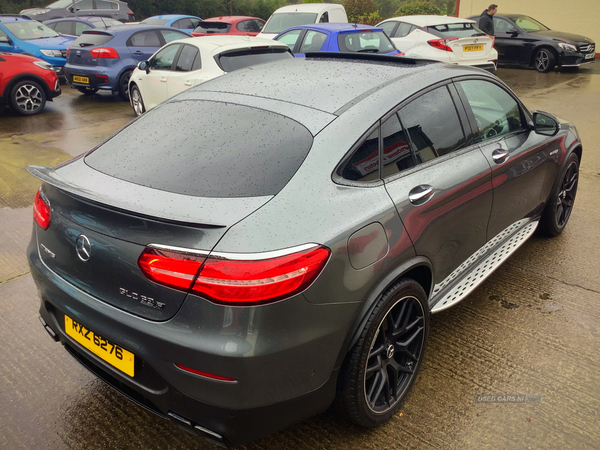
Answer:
193;22;232;33
217;48;293;72
84;101;313;198
337;31;396;54
426;23;485;38
71;32;113;47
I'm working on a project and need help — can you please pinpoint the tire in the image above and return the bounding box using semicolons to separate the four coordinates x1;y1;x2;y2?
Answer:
337;278;429;427
130;84;145;116
534;48;556;73
538;152;579;237
76;87;98;95
9;80;47;116
118;70;132;101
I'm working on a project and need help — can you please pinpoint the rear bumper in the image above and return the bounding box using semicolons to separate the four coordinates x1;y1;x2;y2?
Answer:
64;64;121;91
27;232;356;446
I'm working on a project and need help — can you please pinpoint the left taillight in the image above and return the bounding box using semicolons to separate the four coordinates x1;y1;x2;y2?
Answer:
427;38;458;52
66;47;70;56
90;47;120;59
138;244;331;306
33;187;51;230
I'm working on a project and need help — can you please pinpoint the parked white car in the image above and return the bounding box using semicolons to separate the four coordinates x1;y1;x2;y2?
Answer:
128;36;293;116
257;3;348;39
377;15;498;73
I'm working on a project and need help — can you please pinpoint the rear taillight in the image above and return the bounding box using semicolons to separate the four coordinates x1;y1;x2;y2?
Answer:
138;244;331;306
66;47;70;56
491;36;496;47
427;38;458;52
90;47;119;59
33;187;51;230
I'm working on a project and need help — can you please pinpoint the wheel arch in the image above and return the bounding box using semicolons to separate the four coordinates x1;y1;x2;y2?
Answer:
3;74;52;103
529;44;558;67
334;256;433;369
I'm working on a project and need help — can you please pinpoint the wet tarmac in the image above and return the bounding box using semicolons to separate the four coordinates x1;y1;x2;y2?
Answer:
1;67;599;449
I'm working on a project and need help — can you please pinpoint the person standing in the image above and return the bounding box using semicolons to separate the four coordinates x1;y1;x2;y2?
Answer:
479;4;498;36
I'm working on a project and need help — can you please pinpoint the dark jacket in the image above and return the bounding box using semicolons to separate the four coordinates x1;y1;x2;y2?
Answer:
479;10;495;35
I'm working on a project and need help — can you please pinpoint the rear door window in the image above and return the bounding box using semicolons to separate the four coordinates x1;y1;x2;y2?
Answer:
394;23;414;37
173;18;194;30
53;21;74;35
160;29;189;42
84;101;314;198
175;44;199;71
299;30;327;53
128;30;161;47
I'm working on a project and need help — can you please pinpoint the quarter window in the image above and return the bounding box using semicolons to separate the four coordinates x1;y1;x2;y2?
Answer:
458;80;524;142
341;128;380;182
299;31;327;53
381;114;415;178
399;86;466;164
174;18;194;30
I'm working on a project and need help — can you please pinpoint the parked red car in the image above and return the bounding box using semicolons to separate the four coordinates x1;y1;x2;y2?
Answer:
191;16;265;37
0;52;61;116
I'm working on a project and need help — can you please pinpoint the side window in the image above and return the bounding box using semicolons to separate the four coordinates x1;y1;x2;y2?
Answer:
299;30;326;53
394;23;414;38
128;30;161;47
54;21;73;35
175;44;199;71
0;28;8;40
236;20;249;32
399;86;466;164
74;21;92;35
150;44;180;70
111;2;119;9
493;18;512;33
46;22;57;30
96;0;114;9
276;29;302;51
341;128;380;182
381;114;416;178
160;29;188;43
190;18;201;29
75;0;93;10
254;19;265;31
379;21;397;37
459;80;525;142
319;11;329;23
174;18;193;30
191;52;201;71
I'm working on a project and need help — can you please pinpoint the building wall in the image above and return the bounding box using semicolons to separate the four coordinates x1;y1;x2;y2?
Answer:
457;0;599;55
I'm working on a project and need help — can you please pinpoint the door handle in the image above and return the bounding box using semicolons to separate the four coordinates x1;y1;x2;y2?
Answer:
133;51;143;55
184;81;192;86
408;185;434;205
492;149;509;164
160;77;167;82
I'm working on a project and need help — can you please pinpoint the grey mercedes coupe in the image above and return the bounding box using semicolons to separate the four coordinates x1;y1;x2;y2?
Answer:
27;53;581;447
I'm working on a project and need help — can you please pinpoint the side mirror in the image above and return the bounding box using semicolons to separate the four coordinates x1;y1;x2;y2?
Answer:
506;27;519;36
0;36;12;44
139;60;149;74
533;112;559;136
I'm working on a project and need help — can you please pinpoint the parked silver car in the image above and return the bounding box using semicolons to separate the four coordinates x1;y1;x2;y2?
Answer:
21;0;135;23
27;54;581;447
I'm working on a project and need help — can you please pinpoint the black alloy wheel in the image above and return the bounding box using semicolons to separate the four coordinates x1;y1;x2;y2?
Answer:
337;278;429;426
534;48;556;73
9;80;47;116
118;70;132;101
538;152;579;236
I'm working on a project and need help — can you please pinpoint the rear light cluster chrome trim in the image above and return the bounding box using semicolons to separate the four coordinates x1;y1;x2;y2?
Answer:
147;243;319;261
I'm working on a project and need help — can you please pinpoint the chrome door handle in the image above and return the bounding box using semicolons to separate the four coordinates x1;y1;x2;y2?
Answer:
492;149;509;164
409;185;434;205
160;77;167;82
184;81;192;86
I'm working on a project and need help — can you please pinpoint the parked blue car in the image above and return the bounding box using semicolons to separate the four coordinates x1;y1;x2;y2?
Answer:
44;16;124;37
274;23;402;57
0;15;75;74
64;25;190;100
140;15;202;34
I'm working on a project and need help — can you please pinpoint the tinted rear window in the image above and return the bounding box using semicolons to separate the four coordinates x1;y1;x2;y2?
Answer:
71;32;113;47
217;48;293;72
84;101;313;198
193;22;232;33
426;23;485;38
337;31;396;54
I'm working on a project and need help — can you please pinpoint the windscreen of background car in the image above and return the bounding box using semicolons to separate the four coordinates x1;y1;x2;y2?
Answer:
84;101;313;197
193;22;232;33
216;48;293;72
427;23;486;38
5;21;59;39
512;16;549;32
71;31;113;47
263;13;318;33
337;31;396;53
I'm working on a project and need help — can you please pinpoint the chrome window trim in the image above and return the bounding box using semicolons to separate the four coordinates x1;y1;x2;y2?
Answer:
147;243;319;261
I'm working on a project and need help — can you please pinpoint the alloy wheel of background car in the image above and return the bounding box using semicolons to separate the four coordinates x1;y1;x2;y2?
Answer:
9;80;46;116
534;48;556;73
538;152;579;236
337;278;429;427
130;85;145;116
76;87;99;96
118;71;133;101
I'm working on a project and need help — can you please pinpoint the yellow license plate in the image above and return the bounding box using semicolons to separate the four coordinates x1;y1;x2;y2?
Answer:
65;315;135;377
463;45;484;52
72;75;89;84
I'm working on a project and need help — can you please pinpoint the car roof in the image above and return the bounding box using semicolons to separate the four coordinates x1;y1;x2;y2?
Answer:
202;16;262;23
285;23;380;33
172;35;289;51
82;24;190;35
143;14;201;21
382;15;475;27
274;3;344;14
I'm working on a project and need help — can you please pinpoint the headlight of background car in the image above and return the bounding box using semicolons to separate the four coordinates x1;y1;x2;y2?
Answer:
558;42;578;52
40;49;64;57
33;61;54;70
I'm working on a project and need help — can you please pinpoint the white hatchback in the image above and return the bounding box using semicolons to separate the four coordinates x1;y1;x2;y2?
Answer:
128;36;293;116
377;15;498;73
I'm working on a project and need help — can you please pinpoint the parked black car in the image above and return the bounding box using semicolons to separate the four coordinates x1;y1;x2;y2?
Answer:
467;13;595;72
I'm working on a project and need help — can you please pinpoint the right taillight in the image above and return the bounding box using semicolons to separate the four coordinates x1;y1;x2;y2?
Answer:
33;187;51;230
427;38;458;52
90;47;120;59
138;244;331;306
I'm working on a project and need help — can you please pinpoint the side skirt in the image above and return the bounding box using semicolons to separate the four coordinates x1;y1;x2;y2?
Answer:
429;219;539;313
